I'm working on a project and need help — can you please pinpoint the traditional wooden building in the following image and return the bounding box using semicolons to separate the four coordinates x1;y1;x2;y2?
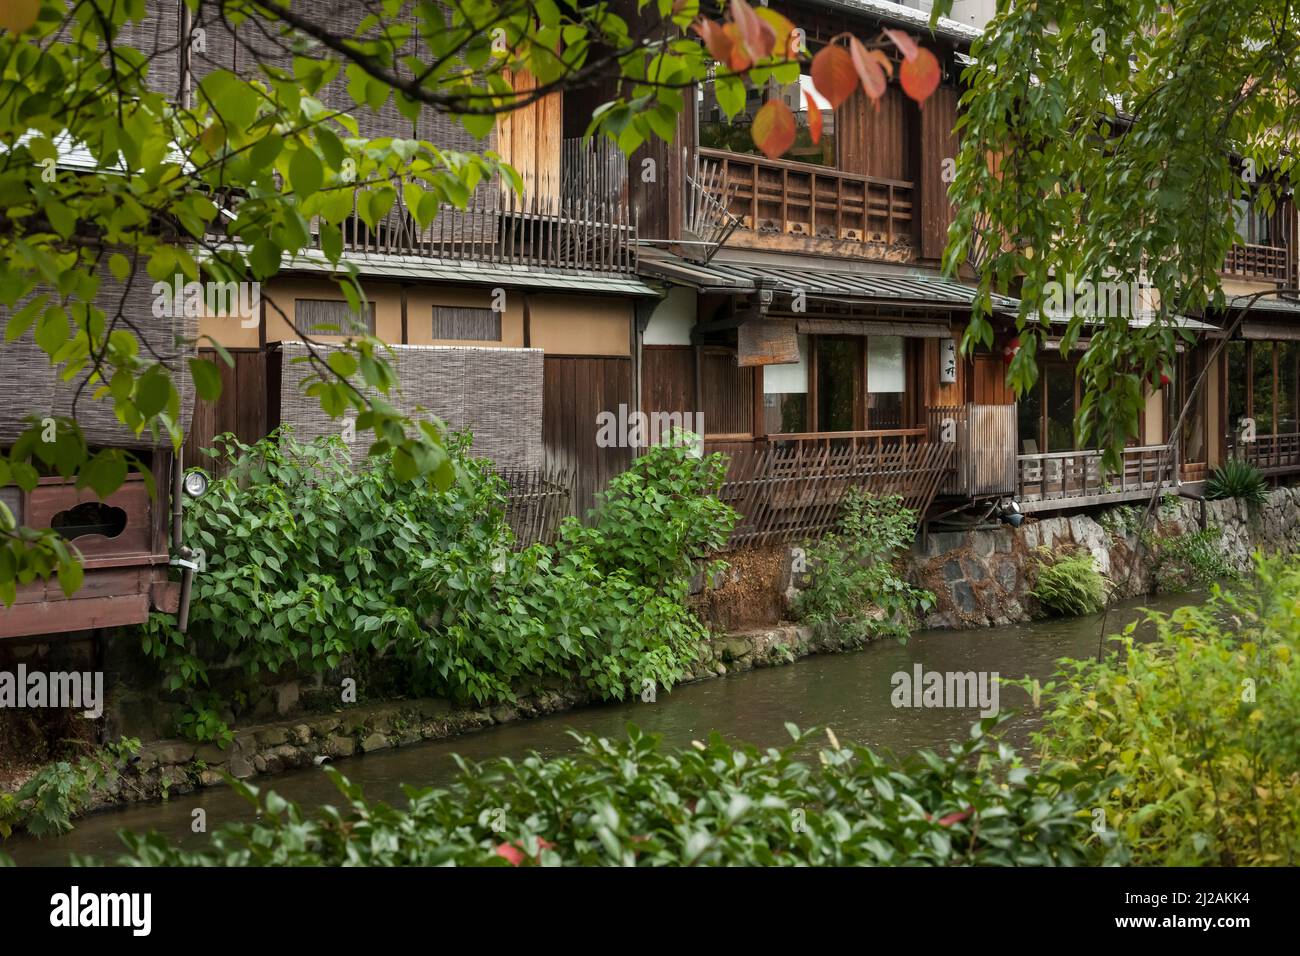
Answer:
174;2;661;518
623;0;1300;545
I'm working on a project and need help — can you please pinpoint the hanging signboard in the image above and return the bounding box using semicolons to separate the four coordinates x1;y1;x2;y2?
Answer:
737;318;801;366
940;338;958;384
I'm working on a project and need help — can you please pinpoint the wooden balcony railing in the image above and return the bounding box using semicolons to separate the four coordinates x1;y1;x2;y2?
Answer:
330;185;638;274
716;428;952;549
1016;445;1178;512
1234;432;1300;475
698;147;914;255
1222;242;1291;282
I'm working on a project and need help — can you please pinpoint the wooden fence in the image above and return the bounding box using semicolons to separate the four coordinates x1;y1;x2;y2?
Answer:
500;465;574;547
718;434;954;549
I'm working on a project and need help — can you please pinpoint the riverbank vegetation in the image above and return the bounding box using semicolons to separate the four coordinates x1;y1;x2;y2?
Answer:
141;431;734;742
1029;548;1107;616
1205;460;1269;505
1030;554;1300;866
112;721;1108;866
792;491;935;640
0;738;139;840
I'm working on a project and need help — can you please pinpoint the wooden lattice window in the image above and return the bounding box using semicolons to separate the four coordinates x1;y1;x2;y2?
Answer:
295;299;375;335
431;305;501;341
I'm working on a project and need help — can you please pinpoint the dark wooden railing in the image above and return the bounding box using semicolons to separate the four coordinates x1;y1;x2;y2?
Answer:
1222;242;1290;282
1016;444;1178;512
1234;432;1300;475
716;429;952;549
332;185;638;274
698;147;914;254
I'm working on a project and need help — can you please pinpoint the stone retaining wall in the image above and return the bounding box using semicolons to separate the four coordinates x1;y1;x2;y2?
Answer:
907;486;1300;629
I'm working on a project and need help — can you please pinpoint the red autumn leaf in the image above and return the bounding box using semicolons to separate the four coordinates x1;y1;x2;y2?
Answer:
723;22;753;72
810;44;857;110
850;37;887;102
868;48;894;78
693;19;734;66
900;46;941;104
937;807;974;827
494;842;526;865
731;0;776;61
804;88;823;145
883;28;919;61
751;98;796;159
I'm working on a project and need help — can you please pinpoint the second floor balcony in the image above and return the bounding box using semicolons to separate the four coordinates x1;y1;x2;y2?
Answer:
337;174;638;276
697;147;915;262
1222;241;1293;284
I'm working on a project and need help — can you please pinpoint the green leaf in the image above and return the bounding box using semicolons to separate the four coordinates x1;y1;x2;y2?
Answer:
290;147;324;199
189;358;223;401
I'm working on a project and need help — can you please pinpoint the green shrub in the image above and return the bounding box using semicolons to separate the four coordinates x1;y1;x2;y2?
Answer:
1206;458;1268;504
1145;526;1239;593
0;738;140;840
792;490;933;640
142;429;735;713
1029;548;1106;616
1029;554;1300;866
110;721;1109;866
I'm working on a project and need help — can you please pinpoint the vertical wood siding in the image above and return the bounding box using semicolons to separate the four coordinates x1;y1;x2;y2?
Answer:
919;86;961;262
543;355;633;515
183;349;269;473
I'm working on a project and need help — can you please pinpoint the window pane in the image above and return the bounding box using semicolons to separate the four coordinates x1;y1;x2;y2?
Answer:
867;336;905;429
1278;342;1299;434
1256;206;1274;246
784;76;835;167
1179;348;1207;462
1227;341;1249;438
1018;377;1042;454
763;335;809;434
1232;198;1251;243
816;338;859;432
1253;342;1274;435
1046;365;1076;451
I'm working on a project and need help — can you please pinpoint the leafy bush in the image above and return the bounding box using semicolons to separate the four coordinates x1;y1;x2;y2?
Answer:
0;738;140;840
1206;458;1268;504
1029;548;1106;616
1145;526;1239;593
792;491;933;640
111;721;1108;866
142;429;734;714
1031;554;1300;865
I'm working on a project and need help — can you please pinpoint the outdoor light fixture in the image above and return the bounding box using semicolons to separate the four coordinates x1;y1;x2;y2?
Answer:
182;469;209;499
999;498;1024;527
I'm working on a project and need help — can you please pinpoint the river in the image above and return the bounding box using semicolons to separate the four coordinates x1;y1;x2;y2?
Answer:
6;592;1194;865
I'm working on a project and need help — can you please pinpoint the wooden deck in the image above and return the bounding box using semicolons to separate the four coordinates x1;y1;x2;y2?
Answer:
1016;445;1179;512
1236;432;1300;476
